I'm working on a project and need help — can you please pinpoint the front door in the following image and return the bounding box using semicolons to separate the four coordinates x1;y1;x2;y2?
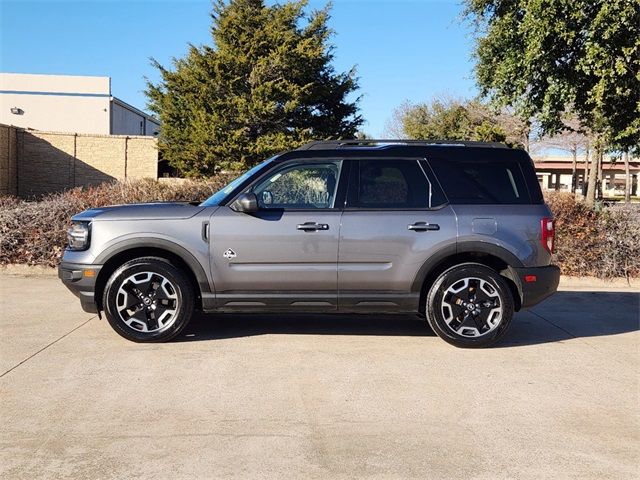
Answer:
338;158;457;312
210;160;345;310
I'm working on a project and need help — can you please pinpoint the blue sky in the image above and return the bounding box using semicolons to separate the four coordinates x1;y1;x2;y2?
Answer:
1;0;477;136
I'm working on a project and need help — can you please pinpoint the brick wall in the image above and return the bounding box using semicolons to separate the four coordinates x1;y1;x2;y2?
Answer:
0;124;158;197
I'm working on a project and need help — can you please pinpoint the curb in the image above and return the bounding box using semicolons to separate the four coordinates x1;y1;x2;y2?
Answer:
559;276;640;289
0;265;58;277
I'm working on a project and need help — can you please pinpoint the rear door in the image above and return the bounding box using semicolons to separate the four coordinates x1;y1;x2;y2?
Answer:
338;158;457;312
428;153;552;266
210;159;346;310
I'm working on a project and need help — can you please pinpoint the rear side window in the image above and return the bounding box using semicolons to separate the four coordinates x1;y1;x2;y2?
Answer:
350;160;432;209
428;158;530;204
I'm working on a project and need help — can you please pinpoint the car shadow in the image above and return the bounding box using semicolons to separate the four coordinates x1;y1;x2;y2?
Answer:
176;291;639;347
178;312;435;341
497;290;639;348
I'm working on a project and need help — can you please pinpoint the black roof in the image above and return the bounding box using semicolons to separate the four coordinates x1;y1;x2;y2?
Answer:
296;139;507;150
275;139;527;162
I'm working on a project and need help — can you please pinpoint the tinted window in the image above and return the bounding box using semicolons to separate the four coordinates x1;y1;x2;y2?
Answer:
352;160;431;209
251;162;341;209
429;158;530;204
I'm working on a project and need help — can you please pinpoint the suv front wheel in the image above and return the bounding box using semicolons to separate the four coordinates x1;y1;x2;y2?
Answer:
426;263;514;348
103;257;194;342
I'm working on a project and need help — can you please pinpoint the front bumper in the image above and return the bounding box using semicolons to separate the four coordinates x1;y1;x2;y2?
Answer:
58;262;102;313
512;265;561;309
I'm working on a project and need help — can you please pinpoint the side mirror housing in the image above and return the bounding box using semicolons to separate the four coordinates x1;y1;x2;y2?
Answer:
230;192;258;213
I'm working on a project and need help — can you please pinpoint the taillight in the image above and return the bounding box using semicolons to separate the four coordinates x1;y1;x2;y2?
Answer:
541;217;555;254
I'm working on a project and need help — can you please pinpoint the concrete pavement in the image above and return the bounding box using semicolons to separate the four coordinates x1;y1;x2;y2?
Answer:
0;274;638;479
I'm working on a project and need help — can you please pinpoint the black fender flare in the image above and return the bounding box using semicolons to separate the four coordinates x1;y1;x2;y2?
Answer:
94;237;212;294
456;241;524;268
411;241;524;293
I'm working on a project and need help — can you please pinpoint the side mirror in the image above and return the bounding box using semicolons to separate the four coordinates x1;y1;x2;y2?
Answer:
230;192;258;213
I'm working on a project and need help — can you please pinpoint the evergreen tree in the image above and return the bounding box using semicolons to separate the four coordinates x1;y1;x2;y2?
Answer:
147;0;362;176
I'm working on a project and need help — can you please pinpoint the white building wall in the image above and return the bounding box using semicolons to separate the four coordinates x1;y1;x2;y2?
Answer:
1;73;158;136
0;73;111;134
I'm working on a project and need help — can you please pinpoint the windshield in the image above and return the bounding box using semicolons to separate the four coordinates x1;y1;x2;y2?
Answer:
200;158;275;207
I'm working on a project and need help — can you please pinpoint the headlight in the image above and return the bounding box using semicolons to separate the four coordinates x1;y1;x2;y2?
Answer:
67;222;91;251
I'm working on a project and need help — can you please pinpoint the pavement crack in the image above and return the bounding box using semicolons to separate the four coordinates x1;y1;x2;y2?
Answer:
528;310;637;368
527;309;601;352
528;309;579;340
0;316;95;378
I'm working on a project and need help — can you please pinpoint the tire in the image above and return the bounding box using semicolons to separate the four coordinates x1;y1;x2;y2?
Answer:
426;263;514;348
102;256;194;343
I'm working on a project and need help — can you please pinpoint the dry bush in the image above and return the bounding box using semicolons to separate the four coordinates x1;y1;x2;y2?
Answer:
597;205;640;278
1;182;639;278
0;177;233;267
545;192;640;278
545;192;601;276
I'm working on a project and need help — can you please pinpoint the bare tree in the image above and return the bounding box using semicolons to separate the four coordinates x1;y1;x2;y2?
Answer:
383;101;411;139
489;106;530;151
530;117;590;194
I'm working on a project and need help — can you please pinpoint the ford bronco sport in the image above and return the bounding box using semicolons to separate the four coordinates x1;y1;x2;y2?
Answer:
59;140;560;348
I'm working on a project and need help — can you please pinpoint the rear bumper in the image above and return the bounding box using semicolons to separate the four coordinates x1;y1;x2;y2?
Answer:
512;265;560;309
58;262;102;313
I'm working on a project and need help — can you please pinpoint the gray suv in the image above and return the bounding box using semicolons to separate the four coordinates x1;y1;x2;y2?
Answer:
59;140;560;348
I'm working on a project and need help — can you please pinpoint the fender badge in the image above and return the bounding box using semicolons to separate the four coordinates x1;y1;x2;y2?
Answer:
223;248;237;259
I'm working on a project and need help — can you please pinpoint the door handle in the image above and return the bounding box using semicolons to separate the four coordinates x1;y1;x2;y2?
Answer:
201;221;210;242
408;222;439;232
297;222;329;231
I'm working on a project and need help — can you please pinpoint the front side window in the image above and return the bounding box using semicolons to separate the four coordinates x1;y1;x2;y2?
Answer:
352;160;431;209
251;161;342;209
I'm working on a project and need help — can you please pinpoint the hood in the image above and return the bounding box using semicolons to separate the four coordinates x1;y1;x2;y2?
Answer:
72;202;207;222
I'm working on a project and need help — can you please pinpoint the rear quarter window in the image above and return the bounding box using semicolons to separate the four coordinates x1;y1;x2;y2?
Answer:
428;158;531;204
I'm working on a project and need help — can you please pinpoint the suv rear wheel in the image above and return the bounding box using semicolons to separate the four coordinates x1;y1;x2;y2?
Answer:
426;263;514;348
103;257;194;343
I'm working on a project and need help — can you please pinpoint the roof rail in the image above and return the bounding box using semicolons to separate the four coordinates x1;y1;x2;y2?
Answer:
296;139;506;150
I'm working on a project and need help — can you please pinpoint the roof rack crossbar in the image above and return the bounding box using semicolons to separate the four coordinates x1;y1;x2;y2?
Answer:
296;139;505;150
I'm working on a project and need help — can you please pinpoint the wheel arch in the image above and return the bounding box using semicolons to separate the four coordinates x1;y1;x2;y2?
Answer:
413;242;523;313
94;239;211;312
